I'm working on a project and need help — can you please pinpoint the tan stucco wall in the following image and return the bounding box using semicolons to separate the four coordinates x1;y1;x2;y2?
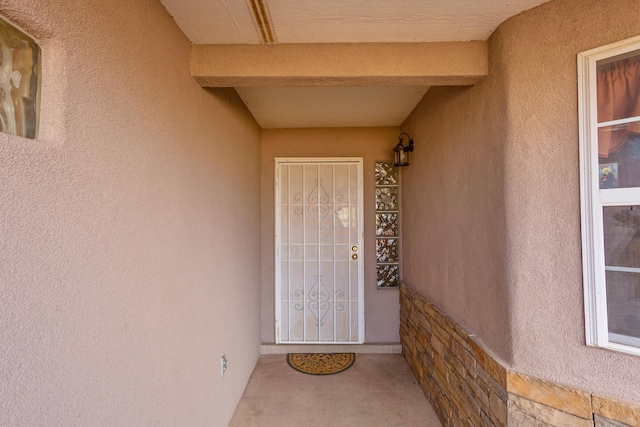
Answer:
401;87;511;359
402;0;640;404
261;128;401;344
0;0;262;425
502;0;640;404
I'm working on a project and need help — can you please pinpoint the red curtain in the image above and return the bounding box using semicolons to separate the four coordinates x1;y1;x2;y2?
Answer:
597;57;640;158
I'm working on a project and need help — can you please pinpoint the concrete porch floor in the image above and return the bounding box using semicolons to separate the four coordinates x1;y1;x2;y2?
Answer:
230;353;442;426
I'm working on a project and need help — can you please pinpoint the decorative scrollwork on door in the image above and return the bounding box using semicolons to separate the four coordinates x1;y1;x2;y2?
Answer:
292;180;346;229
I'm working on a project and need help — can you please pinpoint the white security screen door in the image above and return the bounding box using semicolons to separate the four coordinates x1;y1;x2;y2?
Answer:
275;158;364;344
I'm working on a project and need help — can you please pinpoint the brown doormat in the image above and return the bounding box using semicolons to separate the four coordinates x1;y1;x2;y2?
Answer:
286;353;356;375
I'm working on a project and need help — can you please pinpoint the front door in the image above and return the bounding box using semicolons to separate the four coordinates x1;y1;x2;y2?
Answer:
275;158;364;344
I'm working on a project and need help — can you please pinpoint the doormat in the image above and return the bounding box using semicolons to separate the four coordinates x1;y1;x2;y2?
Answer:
286;353;356;375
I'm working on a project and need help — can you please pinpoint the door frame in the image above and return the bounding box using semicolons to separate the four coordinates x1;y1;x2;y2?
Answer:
274;157;365;344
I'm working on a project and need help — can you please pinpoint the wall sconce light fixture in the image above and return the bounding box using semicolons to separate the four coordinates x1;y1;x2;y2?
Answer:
393;132;414;167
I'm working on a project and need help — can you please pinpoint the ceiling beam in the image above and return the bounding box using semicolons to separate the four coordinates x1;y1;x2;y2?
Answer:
191;42;488;87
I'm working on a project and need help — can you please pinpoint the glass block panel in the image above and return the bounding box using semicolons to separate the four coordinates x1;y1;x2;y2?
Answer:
375;161;400;288
377;264;399;288
376;238;398;263
375;187;398;211
375;162;398;186
376;213;398;237
0;17;41;139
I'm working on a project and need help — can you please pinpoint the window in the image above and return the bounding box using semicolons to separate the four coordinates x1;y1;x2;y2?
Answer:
579;36;640;355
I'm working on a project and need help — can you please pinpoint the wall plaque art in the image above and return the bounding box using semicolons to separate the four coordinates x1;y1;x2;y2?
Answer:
0;16;40;139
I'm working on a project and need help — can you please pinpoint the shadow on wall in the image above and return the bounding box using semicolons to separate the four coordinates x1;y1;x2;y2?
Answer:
400;83;512;364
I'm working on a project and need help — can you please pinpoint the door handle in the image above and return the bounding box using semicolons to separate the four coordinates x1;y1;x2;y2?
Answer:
352;254;358;260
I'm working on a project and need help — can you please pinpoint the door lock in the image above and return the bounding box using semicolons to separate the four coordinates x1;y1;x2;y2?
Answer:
352;254;358;260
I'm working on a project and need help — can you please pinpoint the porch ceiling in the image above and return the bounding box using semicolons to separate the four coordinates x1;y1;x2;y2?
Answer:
159;0;550;128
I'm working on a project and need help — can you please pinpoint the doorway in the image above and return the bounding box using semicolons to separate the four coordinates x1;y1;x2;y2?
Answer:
275;158;364;343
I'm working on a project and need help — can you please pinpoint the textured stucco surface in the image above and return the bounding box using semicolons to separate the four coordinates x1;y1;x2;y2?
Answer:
501;0;640;404
0;0;262;425
260;128;401;344
401;69;511;359
402;0;640;404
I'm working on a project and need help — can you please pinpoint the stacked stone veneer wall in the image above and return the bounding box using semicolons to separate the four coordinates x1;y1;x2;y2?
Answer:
399;283;640;427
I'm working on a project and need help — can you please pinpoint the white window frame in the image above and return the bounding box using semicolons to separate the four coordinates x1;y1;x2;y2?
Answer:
579;35;640;356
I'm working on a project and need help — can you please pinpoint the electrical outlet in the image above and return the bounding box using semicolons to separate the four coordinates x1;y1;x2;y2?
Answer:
221;354;228;376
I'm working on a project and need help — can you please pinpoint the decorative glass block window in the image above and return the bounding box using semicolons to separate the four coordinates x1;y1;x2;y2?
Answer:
579;35;640;355
375;162;400;288
0;16;41;139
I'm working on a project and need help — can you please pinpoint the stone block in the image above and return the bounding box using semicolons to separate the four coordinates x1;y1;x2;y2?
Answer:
432;361;449;392
446;346;468;379
463;350;477;379
465;396;485;427
594;414;632;427
431;334;445;355
432;321;451;344
490;391;508;426
419;320;432;336
435;391;452;421
470;338;507;388
507;408;550;427
481;410;496;427
477;364;508;401
447;371;470;411
450;329;472;351
592;394;640;427
424;301;439;320
469;378;490;413
506;371;592;419
412;360;424;379
450;337;467;362
475;372;491;396
417;330;428;348
508;394;593;427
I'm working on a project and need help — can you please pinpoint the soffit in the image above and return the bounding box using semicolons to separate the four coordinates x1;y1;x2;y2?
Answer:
160;0;550;45
159;0;550;129
235;86;430;129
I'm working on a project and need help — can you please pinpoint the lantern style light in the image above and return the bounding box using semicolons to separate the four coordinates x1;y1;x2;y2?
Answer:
393;132;414;167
